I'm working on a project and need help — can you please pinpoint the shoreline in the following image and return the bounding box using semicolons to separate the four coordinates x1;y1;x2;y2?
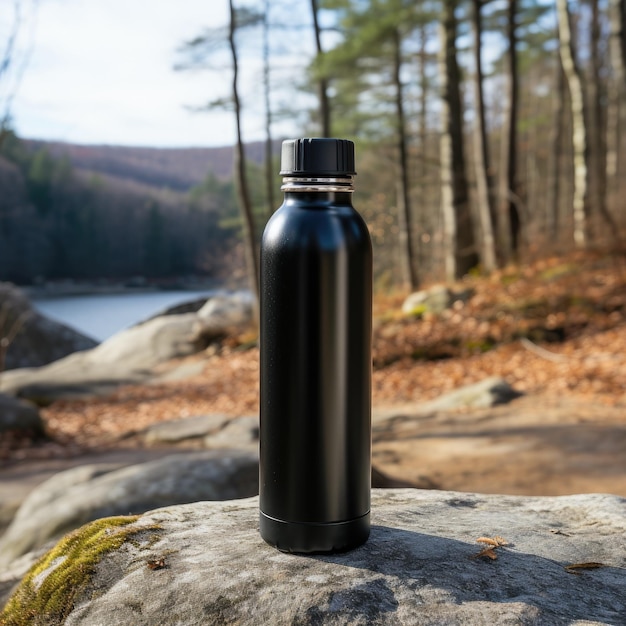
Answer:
21;278;244;300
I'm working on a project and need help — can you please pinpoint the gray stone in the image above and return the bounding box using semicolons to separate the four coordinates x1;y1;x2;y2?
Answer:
0;282;97;371
0;293;255;402
141;414;260;449
0;392;44;434
204;415;259;449
374;377;522;424
418;376;523;412
402;284;453;315
142;414;228;444
193;293;254;340
0;313;200;401
402;285;475;316
5;490;625;625
0;450;258;566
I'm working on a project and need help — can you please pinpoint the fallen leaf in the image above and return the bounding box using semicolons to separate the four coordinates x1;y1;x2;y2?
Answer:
147;558;167;570
472;546;498;560
565;562;605;575
476;536;509;547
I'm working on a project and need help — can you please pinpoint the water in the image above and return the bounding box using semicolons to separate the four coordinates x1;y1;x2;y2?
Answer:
32;290;220;342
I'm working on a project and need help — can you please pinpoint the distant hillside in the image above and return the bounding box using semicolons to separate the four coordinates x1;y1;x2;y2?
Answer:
23;139;279;192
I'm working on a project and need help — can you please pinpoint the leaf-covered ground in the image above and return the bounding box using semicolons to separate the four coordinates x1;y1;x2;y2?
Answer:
3;251;626;462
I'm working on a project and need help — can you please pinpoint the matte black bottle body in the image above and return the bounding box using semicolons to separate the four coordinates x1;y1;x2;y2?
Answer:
259;190;372;553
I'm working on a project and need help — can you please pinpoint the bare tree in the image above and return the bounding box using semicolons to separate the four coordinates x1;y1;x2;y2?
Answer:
556;0;589;247
310;0;331;136
391;27;419;289
262;0;275;220
176;5;261;304
606;0;626;205
470;0;497;272
498;0;521;261
439;0;477;281
228;0;260;303
546;62;565;241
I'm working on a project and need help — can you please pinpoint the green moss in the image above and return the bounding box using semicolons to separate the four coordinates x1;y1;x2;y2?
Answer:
406;303;428;318
539;263;577;282
499;272;520;286
0;515;153;626
464;338;496;354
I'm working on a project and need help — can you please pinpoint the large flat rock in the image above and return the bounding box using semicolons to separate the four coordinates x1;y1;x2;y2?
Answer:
3;489;624;625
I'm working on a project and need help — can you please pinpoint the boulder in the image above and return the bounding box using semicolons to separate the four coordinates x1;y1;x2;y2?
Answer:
0;283;97;371
203;415;259;449
194;293;254;340
402;285;475;316
0;450;259;567
0;393;44;435
417;376;523;412
143;413;260;450
0;293;254;402
373;377;522;423
141;414;228;445
2;490;624;625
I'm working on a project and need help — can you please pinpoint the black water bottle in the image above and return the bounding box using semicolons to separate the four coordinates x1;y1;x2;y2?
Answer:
259;138;372;553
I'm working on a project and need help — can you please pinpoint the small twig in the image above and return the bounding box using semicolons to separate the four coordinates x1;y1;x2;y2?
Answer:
520;337;568;363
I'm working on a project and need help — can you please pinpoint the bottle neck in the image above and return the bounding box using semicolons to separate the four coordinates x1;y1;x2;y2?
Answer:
280;176;354;193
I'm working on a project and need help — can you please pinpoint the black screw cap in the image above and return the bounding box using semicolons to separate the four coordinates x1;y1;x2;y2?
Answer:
280;138;356;177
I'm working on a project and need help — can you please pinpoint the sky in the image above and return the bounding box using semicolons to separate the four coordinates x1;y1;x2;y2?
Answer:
2;0;297;148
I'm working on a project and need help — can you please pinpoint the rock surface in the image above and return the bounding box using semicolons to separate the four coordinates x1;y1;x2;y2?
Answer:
0;293;254;402
402;285;474;316
373;377;522;423
372;393;626;497
141;414;259;450
0;282;97;371
3;489;625;625
0;450;259;566
0;393;44;435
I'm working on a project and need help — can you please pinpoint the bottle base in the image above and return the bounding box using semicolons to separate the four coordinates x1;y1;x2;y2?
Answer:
259;510;370;554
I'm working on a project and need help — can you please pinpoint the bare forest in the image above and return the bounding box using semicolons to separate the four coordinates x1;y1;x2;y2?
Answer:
1;0;625;290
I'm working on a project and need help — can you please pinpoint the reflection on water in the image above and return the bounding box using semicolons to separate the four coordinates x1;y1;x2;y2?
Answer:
32;290;220;342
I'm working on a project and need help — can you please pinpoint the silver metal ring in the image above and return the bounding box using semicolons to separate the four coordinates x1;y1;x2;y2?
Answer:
281;183;355;192
282;177;353;184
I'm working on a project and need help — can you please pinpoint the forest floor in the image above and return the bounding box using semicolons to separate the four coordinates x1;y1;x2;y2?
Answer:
2;249;626;499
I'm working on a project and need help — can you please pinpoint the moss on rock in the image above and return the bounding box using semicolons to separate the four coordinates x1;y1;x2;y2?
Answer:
0;515;147;626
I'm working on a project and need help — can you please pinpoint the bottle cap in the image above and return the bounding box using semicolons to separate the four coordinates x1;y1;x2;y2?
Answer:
280;138;356;177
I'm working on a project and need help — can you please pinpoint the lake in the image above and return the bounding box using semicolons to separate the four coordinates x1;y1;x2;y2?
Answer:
32;290;222;342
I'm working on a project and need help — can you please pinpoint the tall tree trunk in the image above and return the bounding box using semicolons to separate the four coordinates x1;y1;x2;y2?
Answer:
498;0;521;261
547;63;565;241
621;0;626;78
587;0;619;237
229;0;260;304
557;0;589;248
470;0;497;272
418;21;428;187
606;0;626;218
392;28;419;290
310;0;331;137
439;1;477;281
417;19;429;271
262;0;275;220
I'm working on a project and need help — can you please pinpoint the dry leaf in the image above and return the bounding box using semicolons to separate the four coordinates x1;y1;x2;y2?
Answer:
472;546;499;560
476;536;509;547
565;562;605;575
147;558;167;570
